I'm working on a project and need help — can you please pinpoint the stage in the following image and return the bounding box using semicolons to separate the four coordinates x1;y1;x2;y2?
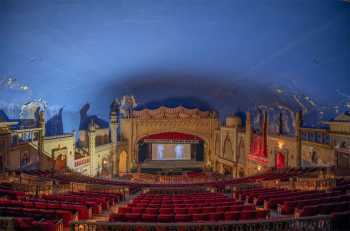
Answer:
140;160;204;174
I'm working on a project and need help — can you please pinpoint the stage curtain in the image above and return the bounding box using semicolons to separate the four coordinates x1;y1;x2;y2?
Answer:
196;141;204;161
138;142;148;163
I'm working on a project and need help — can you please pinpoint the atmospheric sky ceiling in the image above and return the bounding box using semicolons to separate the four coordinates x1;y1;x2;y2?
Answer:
0;0;349;119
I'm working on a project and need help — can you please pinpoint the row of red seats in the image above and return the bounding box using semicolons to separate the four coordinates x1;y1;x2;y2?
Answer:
0;206;73;226
111;192;270;223
135;192;226;198
278;193;350;215
265;190;326;209
42;194;106;213
0;188;25;199
127;201;242;209
0;198;90;220
15;217;62;231
236;188;286;202
295;201;350;217
70;191;123;203
253;190;303;206
110;209;269;222
0;190;122;228
119;204;254;215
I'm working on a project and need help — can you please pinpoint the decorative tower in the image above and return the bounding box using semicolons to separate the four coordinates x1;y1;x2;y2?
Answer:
88;120;96;176
0;122;12;172
295;111;303;168
262;111;268;157
279;112;283;135
110;111;119;177
38;111;45;154
244;111;252;171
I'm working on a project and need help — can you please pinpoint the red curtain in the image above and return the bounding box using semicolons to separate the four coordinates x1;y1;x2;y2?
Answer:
143;132;202;141
275;152;285;169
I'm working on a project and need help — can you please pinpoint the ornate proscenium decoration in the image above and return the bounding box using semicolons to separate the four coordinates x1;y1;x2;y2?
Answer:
118;100;220;172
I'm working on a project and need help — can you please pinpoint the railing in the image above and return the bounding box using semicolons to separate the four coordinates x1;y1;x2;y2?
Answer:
131;172;219;185
294;177;336;191
261;177;336;191
74;157;90;167
70;215;333;231
300;127;330;145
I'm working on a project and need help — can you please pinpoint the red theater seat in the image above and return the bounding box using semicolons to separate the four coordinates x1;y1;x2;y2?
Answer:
224;211;240;221
175;214;192;222
142;214;157;222
208;212;224;221
240;210;256;220
158;214;174;223
175;208;188;214
145;208;158;214
216;207;226;213
118;207;130;213
15;217;34;230
188;207;202;214
192;213;208;222
296;205;317;217
256;210;269;219
125;213;142;222
109;213;125;222
55;210;73;226
132;207;144;213
159;208;172;214
202;207;216;213
32;220;60;231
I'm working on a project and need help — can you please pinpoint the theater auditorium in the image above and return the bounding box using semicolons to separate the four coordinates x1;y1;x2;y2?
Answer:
0;96;350;231
1;0;350;230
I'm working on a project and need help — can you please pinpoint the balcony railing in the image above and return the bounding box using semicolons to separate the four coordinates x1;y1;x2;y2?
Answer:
70;215;332;231
74;157;90;167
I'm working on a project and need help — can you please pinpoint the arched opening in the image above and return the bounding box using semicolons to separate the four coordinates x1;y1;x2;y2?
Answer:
223;165;232;176
101;157;110;176
54;154;66;170
275;152;285;169
137;132;204;163
223;136;234;159
118;150;127;175
215;134;220;155
238;138;245;163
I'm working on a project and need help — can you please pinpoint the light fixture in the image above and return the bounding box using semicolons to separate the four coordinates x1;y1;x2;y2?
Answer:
278;141;284;150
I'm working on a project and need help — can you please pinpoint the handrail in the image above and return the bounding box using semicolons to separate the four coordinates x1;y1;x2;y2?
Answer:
70;215;332;231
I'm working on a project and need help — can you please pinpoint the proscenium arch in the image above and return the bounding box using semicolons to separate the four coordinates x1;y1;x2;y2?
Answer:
135;130;209;146
135;131;209;163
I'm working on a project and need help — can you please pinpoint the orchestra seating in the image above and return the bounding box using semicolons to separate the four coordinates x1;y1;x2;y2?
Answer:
1;167;350;230
0;185;123;230
110;192;269;223
234;184;350;219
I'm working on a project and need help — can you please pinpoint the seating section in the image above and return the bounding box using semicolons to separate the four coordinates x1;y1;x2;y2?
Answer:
0;189;123;230
235;185;350;224
2;168;350;230
110;192;269;223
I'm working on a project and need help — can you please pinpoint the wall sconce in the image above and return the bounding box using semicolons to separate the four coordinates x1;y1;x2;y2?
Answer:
278;141;284;150
257;165;262;171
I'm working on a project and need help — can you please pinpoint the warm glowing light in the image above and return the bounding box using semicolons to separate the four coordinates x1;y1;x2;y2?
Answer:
278;141;284;149
257;165;262;171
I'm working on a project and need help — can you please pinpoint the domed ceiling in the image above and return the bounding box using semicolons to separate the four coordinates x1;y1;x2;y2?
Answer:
0;0;349;133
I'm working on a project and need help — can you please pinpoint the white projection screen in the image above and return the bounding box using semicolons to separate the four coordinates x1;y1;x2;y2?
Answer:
151;143;191;160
